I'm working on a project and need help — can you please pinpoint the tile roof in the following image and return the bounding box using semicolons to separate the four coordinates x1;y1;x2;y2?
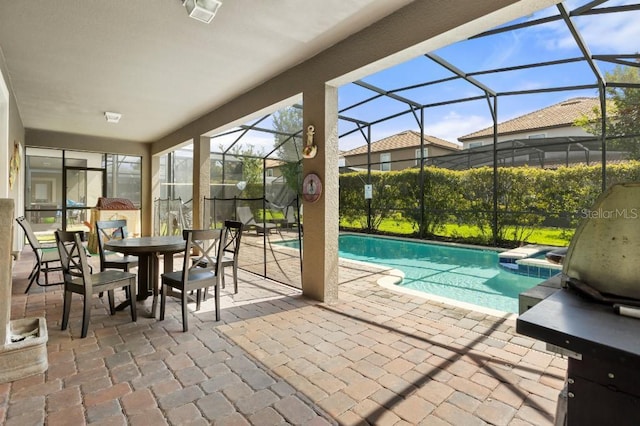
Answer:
342;130;460;156
265;158;286;168
458;97;600;141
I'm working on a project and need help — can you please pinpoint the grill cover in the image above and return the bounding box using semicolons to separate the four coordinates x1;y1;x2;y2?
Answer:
563;182;640;301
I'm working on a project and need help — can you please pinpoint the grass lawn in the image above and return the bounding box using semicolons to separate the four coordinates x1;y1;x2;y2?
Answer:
340;217;573;247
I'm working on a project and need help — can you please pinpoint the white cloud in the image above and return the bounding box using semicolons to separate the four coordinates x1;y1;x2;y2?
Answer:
533;2;640;53
511;79;548;92
576;12;640;53
425;111;492;143
480;32;522;70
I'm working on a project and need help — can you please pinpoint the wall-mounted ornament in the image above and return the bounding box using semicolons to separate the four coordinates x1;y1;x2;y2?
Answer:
9;141;21;190
302;125;317;159
302;172;322;203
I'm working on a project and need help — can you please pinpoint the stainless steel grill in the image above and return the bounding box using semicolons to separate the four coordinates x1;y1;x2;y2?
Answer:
562;182;640;303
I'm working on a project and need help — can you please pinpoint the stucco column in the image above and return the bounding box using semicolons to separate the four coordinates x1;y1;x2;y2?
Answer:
192;136;211;229
0;199;14;345
144;149;159;237
302;84;339;303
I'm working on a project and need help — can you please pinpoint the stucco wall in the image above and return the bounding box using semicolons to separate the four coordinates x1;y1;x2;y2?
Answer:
1;51;25;251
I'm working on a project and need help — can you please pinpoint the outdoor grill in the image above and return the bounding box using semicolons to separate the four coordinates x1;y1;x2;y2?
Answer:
562;182;640;310
518;182;640;426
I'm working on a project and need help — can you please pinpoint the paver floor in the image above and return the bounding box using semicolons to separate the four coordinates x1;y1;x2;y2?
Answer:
3;247;566;425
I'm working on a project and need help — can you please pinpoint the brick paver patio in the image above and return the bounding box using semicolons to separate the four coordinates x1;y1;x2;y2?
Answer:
4;247;566;425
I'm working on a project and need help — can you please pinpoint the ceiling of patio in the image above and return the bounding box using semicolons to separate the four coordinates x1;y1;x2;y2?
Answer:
0;0;413;142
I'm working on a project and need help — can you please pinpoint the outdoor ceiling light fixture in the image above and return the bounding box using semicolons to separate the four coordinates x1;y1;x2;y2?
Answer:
104;111;122;124
183;0;222;24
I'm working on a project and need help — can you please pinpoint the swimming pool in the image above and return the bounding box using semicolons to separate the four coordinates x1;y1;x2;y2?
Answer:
280;234;544;313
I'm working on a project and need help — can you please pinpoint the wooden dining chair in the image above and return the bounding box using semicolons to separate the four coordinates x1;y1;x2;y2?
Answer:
160;228;227;331
194;220;243;294
219;220;243;293
95;220;139;272
55;230;137;338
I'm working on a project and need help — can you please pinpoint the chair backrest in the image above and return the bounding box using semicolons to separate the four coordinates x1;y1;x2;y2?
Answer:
181;228;227;283
223;220;243;257
16;216;42;251
236;206;256;226
55;230;91;284
95;220;128;267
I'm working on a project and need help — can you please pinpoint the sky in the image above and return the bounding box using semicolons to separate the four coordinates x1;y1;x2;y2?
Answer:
212;0;640;155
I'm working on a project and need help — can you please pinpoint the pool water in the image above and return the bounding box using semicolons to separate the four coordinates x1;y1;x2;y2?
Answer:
281;234;543;313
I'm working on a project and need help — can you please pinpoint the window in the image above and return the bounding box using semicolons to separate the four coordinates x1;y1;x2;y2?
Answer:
469;142;483;149
414;147;428;166
266;169;274;177
380;153;391;171
160;145;194;202
106;155;142;207
528;134;545;139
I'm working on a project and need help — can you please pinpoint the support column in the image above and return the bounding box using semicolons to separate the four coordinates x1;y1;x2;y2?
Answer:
302;84;339;303
144;148;158;237
193;136;211;229
0;199;13;345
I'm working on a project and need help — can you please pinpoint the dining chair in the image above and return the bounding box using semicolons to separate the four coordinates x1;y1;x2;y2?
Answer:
16;216;63;293
219;220;243;293
95;220;139;272
160;228;227;332
195;220;243;294
55;230;137;338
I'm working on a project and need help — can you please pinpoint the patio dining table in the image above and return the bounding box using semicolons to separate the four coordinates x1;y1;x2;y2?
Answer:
104;235;185;318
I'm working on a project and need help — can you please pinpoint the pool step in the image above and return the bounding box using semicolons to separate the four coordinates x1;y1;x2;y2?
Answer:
515;257;562;270
499;244;563;279
498;244;556;264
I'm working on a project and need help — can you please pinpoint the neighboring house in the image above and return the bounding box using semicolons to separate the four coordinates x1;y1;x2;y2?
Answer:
458;97;599;149
264;158;285;179
450;97;619;169
341;130;461;171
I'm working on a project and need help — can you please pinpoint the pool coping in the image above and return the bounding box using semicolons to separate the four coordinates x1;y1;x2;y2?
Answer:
339;257;518;321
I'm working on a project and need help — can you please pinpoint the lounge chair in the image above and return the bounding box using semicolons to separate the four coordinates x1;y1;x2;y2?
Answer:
283;205;301;229
16;216;63;293
236;206;277;235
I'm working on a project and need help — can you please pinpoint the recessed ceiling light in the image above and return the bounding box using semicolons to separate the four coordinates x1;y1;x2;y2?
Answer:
104;111;122;123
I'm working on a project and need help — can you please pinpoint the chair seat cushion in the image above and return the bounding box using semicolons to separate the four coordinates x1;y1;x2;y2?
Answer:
41;249;60;262
194;253;234;268
66;270;135;293
162;269;216;288
104;255;139;267
256;223;276;229
220;253;234;266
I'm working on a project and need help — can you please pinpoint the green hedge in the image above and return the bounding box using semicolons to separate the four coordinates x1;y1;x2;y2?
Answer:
338;161;640;246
